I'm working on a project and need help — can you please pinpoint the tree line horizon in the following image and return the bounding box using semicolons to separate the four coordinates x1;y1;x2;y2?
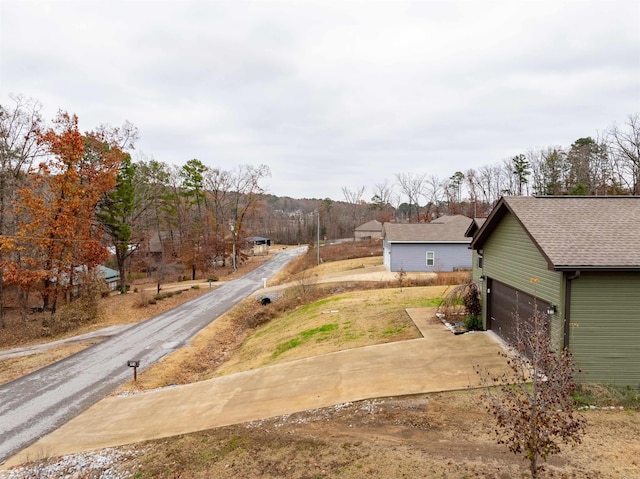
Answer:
1;94;638;321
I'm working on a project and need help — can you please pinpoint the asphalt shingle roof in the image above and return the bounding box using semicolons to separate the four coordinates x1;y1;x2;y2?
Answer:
481;196;640;269
383;215;472;243
355;220;382;232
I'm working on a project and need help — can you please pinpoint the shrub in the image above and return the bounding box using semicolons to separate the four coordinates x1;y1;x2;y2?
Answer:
464;316;483;331
134;291;150;308
245;306;277;328
438;280;480;321
573;383;640;411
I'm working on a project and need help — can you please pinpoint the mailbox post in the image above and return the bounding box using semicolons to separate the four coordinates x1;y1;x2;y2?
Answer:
127;360;140;381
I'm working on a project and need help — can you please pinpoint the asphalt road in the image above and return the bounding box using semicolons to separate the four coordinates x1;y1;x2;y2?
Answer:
0;247;305;464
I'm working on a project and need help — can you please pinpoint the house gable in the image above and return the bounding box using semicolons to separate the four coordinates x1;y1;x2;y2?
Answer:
472;196;640;271
481;211;564;347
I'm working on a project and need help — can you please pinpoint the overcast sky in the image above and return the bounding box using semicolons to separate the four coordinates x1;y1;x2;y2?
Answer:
1;0;639;200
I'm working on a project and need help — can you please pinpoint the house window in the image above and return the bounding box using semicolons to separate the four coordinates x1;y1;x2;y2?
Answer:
477;256;483;269
426;251;435;266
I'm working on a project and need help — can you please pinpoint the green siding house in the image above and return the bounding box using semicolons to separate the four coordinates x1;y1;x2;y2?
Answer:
470;196;640;386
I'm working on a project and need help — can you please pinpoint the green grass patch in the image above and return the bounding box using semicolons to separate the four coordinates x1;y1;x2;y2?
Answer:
275;324;339;357
311;297;343;307
420;297;444;307
382;325;407;336
215;285;448;375
273;338;302;358
300;323;339;339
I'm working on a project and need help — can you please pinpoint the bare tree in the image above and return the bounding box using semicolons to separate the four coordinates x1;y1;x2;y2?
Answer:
204;166;234;269
228;164;271;269
424;174;445;219
0;96;45;325
477;164;498;206
465;169;481;217
342;185;366;226
395;172;427;222
370;180;395;221
476;300;585;479
608;113;640;194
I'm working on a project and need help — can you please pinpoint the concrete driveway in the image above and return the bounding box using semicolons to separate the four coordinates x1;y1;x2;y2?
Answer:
4;309;509;468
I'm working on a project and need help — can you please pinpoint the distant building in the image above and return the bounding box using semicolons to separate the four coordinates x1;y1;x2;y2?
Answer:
99;266;121;291
354;220;383;241
245;236;271;256
382;215;473;272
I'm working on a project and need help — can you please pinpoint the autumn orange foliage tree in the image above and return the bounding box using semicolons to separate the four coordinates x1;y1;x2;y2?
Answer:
4;112;121;314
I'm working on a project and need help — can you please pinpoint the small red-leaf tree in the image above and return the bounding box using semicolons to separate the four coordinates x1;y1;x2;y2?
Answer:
476;300;585;479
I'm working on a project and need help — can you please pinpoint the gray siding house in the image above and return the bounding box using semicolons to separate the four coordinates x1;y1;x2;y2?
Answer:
383;215;473;272
354;220;383;240
470;196;640;386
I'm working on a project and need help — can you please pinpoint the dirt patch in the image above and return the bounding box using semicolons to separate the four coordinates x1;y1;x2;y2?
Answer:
9;391;639;478
67;390;635;479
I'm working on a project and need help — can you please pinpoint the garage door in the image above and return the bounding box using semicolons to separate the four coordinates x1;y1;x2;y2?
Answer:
487;279;545;352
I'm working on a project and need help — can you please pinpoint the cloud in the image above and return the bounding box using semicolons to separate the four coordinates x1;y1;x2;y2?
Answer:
1;0;639;200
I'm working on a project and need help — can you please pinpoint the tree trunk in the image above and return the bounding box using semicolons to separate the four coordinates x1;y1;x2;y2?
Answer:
530;453;538;479
116;247;128;294
0;274;4;329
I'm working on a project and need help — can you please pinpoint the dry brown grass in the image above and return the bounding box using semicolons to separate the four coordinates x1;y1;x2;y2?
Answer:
114;284;449;395
214;286;447;376
0;342;97;384
270;241;382;284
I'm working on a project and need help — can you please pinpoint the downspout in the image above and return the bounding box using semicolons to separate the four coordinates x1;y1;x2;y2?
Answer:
563;270;581;349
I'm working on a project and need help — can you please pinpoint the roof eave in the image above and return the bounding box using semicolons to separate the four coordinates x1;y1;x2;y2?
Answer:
387;240;472;244
553;265;640;272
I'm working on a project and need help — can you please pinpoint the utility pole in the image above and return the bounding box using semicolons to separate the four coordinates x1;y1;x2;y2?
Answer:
316;209;320;265
230;220;236;272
